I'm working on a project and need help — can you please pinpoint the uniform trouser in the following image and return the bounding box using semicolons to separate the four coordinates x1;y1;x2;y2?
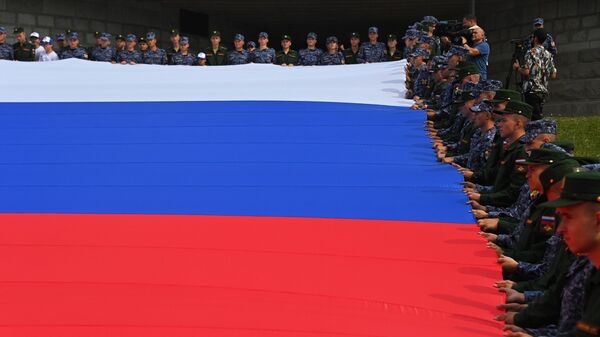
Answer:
524;92;546;121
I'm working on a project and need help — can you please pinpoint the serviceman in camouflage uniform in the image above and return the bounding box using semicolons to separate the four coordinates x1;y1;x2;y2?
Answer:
402;29;419;60
170;36;196;65
343;32;361;64
467;100;531;207
60;32;88;60
357;26;386;63
498;170;598;337
480;150;570;283
117;34;142;64
138;37;148;57
0;27;13;60
483;150;562;251
414;55;450;110
55;33;66;58
12;27;35;61
252;32;276;64
166;29;180;64
142;32;167;65
91;32;116;62
298;32;322;66
87;31;102;59
411;48;431;98
246;41;256;53
445;44;470;69
474;119;559;232
227;34;250;65
319;36;344;65
449;102;497;172
114;34;126;53
419;34;434;52
458;89;519;177
524;18;557;57
385;34;403;61
204;30;227;66
276;34;299;66
538;172;600;337
421;16;441;57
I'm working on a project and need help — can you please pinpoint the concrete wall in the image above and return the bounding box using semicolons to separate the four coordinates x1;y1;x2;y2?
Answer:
478;0;600;116
0;0;209;52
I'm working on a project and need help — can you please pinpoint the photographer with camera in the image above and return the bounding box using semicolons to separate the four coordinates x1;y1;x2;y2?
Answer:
463;27;490;80
512;28;557;121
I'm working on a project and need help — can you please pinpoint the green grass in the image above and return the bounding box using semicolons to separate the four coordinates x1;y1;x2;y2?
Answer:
555;116;600;158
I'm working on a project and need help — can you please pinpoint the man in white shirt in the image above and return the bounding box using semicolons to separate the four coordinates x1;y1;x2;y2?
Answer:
30;32;44;61
38;36;59;62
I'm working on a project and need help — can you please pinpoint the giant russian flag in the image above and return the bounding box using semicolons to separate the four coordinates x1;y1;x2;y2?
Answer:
0;60;503;336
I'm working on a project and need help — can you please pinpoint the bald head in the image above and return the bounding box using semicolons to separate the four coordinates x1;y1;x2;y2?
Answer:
472;27;485;43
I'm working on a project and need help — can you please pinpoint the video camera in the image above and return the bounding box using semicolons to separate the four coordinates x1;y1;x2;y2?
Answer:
510;38;528;65
435;19;474;46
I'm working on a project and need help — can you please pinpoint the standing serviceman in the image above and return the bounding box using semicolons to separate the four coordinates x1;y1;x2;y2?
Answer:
357;26;386;63
343;32;361;64
251;32;276;64
166;29;180;64
319;36;344;65
142;32;167;65
204;30;227;66
117;34;142;65
227;34;250;65
0;27;13;60
298;32;322;66
385;34;403;61
170;36;196;65
12;27;35;61
114;34;126;53
91;33;116;62
525;18;557;57
59;31;88;60
276;34;299;66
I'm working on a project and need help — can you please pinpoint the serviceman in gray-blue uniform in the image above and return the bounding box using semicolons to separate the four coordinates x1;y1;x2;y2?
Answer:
452;102;498;172
526;18;557;57
357;27;386;63
319;36;344;65
227;33;250;65
251;32;276;64
412;48;431;98
402;29;419;61
91;32;116;62
298;32;323;66
117;34;142;64
0;26;14;60
60;32;88;60
142;32;167;65
170;36;196;65
55;33;66;58
420;35;434;51
421;16;441;56
246;41;256;53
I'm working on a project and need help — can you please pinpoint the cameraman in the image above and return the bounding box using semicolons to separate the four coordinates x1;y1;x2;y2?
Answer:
513;29;557;121
462;14;478;29
463;27;490;80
